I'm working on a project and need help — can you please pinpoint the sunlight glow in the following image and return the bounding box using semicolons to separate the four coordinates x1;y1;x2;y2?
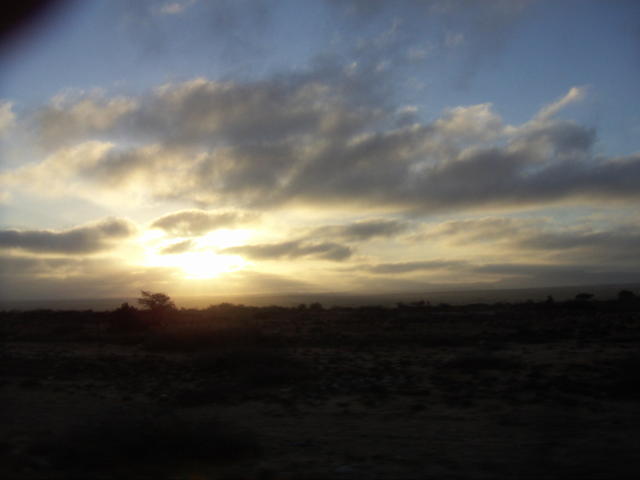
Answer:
140;228;253;279
145;250;248;279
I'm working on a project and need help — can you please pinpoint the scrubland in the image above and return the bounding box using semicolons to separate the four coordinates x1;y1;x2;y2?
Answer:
2;298;640;479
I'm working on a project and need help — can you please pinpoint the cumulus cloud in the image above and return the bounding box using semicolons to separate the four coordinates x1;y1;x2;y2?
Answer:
221;240;353;261
0;217;136;254
434;103;503;143
5;78;640;215
151;209;257;236
37;90;137;148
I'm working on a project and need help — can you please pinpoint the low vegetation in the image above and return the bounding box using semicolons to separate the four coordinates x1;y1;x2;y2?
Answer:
2;289;640;478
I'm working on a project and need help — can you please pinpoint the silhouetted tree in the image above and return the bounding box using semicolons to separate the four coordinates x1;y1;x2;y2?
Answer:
138;291;176;326
138;291;176;312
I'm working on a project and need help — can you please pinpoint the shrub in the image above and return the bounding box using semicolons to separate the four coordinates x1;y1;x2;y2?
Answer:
108;302;146;332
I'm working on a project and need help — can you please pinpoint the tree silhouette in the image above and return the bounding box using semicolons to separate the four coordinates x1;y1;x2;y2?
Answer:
138;291;176;314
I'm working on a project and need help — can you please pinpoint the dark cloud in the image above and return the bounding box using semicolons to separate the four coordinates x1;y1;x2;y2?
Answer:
424;217;541;244
309;218;411;241
28;74;640;215
0;254;82;275
159;239;193;254
150;209;256;236
513;226;640;267
419;216;640;267
221;240;352;261
0;254;313;300
518;228;640;252
474;263;640;288
0;218;136;254
362;259;468;274
354;257;640;290
9;61;639;216
0;253;182;300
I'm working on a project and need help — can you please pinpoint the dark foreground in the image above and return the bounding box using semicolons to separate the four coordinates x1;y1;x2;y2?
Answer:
2;298;640;479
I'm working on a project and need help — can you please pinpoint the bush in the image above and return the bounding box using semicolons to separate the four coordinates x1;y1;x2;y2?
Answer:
108;302;147;332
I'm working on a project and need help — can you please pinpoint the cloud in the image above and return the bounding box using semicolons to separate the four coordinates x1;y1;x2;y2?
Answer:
0;254;183;300
352;257;640;290
6;81;640;215
473;262;640;288
159;239;194;254
0;253;315;301
309;218;411;241
156;0;197;15
0;100;15;136
414;215;640;268
434;103;503;143
37;90;137;148
424;217;543;244
362;259;469;274
513;225;640;267
151;209;257;236
221;240;353;261
0;217;136;254
534;86;588;122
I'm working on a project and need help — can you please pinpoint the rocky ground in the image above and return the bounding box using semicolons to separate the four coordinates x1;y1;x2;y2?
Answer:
2;302;640;479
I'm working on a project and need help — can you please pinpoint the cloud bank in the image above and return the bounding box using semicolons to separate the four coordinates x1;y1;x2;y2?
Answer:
5;75;638;217
0;218;136;254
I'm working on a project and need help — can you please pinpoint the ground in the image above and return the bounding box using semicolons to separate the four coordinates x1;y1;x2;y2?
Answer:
1;301;640;479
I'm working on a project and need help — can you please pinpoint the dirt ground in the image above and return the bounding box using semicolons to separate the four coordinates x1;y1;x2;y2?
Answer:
2;303;640;479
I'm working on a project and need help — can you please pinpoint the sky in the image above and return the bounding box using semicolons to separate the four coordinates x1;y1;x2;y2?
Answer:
1;0;639;302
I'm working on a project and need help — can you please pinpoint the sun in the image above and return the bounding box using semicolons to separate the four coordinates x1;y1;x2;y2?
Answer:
140;228;252;279
144;249;248;279
172;251;247;279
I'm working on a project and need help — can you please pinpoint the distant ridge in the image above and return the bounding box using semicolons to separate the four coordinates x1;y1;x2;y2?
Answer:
1;282;639;311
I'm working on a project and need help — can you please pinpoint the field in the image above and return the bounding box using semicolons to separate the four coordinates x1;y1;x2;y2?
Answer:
2;297;640;479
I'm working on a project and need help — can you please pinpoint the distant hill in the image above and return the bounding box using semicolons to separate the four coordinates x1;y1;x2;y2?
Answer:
1;283;639;311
